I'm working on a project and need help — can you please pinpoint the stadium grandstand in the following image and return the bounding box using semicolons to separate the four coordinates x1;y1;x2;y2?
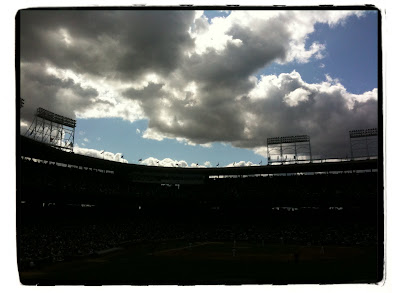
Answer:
17;131;383;285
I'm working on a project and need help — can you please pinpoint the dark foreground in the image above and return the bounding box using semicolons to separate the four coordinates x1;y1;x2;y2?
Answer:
19;240;379;285
18;158;383;285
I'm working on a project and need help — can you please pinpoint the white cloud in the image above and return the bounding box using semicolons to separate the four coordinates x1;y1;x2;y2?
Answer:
83;137;89;142
142;128;167;141
139;158;212;168
346;88;378;109
136;128;141;134
140;157;188;168
284;88;311;107
226;161;258;167
192;10;203;19
73;145;128;163
285;41;326;64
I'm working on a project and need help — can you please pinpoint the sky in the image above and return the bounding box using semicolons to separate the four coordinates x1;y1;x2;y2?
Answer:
19;8;379;167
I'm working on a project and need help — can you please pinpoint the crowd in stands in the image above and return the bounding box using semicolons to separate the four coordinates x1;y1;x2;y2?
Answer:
18;215;377;270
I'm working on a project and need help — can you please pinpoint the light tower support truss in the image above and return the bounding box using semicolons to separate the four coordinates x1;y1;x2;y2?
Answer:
349;128;378;159
25;107;76;152
267;135;312;164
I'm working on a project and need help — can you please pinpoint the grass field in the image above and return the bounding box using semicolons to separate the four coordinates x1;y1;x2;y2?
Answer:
19;240;380;285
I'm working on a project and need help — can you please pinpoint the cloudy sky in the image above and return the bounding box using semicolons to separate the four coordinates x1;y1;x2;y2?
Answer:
19;8;379;167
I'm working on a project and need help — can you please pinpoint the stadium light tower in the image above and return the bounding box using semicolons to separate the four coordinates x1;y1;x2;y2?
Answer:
349;128;378;159
25;107;76;152
267;135;312;164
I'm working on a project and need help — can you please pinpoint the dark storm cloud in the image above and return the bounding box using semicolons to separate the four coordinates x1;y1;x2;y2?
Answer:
20;62;98;122
20;10;195;80
123;81;248;144
123;82;165;122
123;82;245;143
20;9;196;128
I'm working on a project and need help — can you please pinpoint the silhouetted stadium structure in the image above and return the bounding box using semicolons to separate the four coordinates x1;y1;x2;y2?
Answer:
349;128;378;159
17;122;383;284
25;107;76;152
267;135;312;163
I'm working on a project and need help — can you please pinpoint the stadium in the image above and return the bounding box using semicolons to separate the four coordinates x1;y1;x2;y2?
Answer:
17;111;383;285
17;8;383;286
